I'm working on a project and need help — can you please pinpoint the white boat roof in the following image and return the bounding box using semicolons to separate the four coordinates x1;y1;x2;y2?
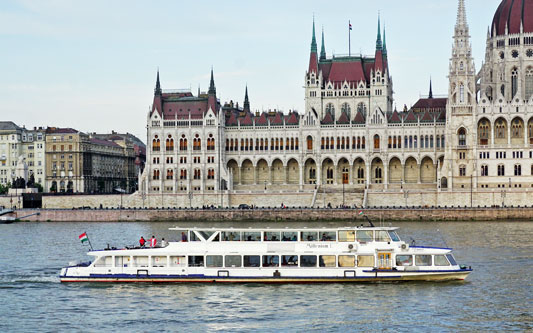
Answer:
169;226;399;231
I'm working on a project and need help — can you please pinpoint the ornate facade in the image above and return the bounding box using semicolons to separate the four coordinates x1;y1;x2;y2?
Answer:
141;0;533;204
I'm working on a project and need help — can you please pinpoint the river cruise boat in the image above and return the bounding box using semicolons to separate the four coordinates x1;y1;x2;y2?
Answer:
60;225;472;283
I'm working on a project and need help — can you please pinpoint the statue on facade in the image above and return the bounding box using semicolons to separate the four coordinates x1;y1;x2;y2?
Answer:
15;155;28;183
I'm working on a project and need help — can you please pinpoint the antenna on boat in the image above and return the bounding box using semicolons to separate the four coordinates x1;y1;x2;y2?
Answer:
363;215;375;228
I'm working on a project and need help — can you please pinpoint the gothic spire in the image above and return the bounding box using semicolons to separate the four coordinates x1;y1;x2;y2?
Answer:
208;68;216;95
320;27;326;60
456;0;467;28
243;85;250;112
376;14;383;51
429;77;433;99
383;24;387;56
154;69;162;96
311;17;317;53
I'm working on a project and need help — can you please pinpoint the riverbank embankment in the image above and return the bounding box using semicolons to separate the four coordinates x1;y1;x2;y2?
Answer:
13;207;533;222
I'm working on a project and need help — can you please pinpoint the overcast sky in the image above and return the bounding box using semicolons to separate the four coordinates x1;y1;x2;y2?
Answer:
0;0;502;142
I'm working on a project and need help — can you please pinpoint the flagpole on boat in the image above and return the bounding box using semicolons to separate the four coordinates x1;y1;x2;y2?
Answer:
86;233;94;251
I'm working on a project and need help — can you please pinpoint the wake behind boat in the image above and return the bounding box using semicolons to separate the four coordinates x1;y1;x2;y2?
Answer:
60;223;472;283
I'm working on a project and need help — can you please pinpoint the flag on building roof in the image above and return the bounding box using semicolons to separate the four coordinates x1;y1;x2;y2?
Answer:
349;22;352;30
79;232;89;243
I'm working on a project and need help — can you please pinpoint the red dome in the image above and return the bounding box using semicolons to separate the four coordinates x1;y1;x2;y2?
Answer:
492;0;533;36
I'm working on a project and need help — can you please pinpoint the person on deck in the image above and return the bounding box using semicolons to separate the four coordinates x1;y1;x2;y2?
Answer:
161;238;167;247
181;232;188;242
139;236;146;248
150;235;157;247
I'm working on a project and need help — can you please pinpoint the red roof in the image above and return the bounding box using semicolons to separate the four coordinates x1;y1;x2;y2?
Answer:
90;138;121;148
239;113;253;126
412;97;447;111
308;52;318;74
337;112;350;124
256;112;268;126
492;0;533;36
321;112;334;124
226;113;238;126
325;60;367;84
353;111;365;124
389;110;401;123
286;112;299;125
270;112;284;125
420;111;434;122
404;110;417;123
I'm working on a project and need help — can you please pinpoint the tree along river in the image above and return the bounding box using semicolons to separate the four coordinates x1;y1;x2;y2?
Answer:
0;221;531;332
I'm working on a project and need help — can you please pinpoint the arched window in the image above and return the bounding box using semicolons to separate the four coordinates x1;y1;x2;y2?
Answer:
497;164;505;176
495;119;506;139
330;137;334;150
307;136;313;150
514;164;522;176
153;169;160;180
373;135;380;150
152;135;160;151
511;68;518;99
341;103;351;119
512;118;523;138
180;169;187;180
357;103;367;117
414;135;418;149
207;169;215;180
441;135;445;148
458;128;466;146
479;120;489;145
180;135;187;151
166;169;173;180
194;169;201;180
295;138;299;150
207;134;215;151
526;67;533;100
481;165;488;177
459;165;466;177
166;135;174;151
325;103;335;119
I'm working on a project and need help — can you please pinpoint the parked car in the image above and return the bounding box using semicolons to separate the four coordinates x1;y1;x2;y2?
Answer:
238;204;250;210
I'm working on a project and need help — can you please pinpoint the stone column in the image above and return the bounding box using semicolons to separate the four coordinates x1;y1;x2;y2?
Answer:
284;166;288;185
508;122;511;146
383;161;389;189
316;163;322;186
333;163;338;185
268;166;273;185
349;162;353;185
365;163;371;188
417;163;422;184
238;166;242;186
254;165;258;185
299;164;304;190
491;123;495;146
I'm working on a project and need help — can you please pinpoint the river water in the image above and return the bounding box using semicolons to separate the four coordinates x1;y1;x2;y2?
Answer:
0;221;531;332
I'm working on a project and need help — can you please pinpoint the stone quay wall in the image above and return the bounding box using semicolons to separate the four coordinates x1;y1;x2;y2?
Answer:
1;188;533;211
12;207;533;223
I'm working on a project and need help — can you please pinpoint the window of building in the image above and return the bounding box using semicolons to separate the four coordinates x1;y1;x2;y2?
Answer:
497;165;505;176
458;128;466;146
481;165;488;176
514;164;522;176
459;165;466;177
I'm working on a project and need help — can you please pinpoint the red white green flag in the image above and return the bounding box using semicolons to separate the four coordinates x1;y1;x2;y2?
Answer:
79;232;89;243
358;210;364;216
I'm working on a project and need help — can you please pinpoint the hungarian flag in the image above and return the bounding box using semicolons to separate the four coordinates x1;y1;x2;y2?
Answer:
79;232;89;243
358;210;364;216
349;22;352;30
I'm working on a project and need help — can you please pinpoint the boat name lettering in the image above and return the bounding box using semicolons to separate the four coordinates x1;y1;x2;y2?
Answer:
306;244;331;249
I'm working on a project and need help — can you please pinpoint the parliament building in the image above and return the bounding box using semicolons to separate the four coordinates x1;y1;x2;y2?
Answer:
139;0;533;207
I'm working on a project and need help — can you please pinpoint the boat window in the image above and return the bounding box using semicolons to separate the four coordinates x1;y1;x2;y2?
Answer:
133;256;149;267
415;255;432;266
319;231;336;241
243;255;260;267
243;231;261;241
300;255;317;267
206;255;223;268
388;231;401;242
357;255;374;267
338;230;355;242
282;231;298;241
211;234;220;242
262;255;279;267
434;255;451;266
169;256;186;267
190;232;202;242
152;256;167;267
319;255;336;267
221;231;241;241
446;254;457;266
264;231;281;241
198;230;216;240
339;255;356;267
301;231;318;242
281;255;298;266
395;255;413;266
114;256;130;268
188;255;204;267
356;230;373;243
94;256;112;267
225;255;242;267
375;231;391;242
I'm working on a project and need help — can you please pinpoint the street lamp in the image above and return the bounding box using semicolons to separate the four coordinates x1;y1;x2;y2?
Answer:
264;180;267;191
